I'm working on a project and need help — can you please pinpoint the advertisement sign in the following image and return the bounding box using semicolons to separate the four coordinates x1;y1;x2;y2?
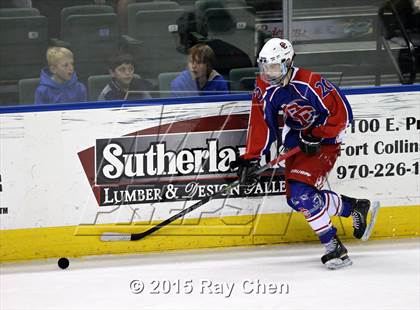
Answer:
256;16;375;42
79;114;285;207
0;89;419;231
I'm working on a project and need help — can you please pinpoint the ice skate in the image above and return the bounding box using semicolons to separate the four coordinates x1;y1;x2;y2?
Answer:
342;195;380;241
321;235;353;270
342;195;370;239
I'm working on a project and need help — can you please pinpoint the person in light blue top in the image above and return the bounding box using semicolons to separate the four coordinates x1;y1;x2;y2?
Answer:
171;43;228;97
35;47;87;105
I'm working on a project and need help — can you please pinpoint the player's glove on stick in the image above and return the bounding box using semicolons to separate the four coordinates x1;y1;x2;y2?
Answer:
230;157;261;186
299;131;321;155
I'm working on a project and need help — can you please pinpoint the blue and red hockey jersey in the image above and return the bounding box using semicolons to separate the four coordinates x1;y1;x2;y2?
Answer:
243;67;353;159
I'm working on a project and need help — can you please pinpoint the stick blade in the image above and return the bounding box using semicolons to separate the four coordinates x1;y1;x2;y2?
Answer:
361;200;381;241
100;232;132;242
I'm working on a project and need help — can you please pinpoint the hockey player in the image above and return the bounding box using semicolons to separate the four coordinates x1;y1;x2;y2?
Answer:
233;38;372;269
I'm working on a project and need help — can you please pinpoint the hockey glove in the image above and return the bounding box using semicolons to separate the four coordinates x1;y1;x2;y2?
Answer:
299;131;321;155
230;157;261;186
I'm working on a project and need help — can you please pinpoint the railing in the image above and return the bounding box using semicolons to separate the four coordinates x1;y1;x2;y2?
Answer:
378;0;417;84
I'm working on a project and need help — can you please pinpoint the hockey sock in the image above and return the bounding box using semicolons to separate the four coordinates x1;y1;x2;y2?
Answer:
321;190;352;217
287;182;337;244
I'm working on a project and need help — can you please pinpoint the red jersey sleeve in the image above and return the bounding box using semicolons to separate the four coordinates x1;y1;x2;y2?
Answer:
306;75;350;139
243;76;271;159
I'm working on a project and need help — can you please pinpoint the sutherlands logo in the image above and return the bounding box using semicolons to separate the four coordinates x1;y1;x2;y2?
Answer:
97;139;238;182
78;115;286;206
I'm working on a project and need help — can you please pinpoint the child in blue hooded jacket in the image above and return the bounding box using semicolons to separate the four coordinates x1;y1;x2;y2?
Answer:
171;43;228;97
35;47;87;105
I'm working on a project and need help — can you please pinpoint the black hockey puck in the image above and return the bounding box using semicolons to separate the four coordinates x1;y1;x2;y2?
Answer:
58;257;69;269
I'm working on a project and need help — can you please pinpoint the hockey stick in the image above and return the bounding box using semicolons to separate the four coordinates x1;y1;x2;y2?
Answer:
101;146;300;242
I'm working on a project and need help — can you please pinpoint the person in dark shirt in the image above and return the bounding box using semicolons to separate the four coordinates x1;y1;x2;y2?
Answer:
98;53;152;101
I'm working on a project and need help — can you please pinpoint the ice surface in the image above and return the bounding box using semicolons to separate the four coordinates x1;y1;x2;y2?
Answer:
1;239;419;310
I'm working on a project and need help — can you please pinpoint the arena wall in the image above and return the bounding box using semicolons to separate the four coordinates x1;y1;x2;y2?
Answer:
0;85;419;262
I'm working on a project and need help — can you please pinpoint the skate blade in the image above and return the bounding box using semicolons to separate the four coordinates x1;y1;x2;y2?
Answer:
325;257;353;270
100;232;132;242
361;201;380;241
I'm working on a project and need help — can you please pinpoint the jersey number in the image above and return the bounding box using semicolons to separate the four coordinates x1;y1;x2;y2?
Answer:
315;78;334;99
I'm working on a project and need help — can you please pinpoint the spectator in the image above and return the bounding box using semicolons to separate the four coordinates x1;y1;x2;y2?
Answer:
98;53;152;101
171;43;229;97
35;47;87;105
0;0;32;8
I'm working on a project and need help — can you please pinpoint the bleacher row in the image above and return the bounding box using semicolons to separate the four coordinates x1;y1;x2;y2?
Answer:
16;67;259;105
1;0;418;106
0;0;257;81
0;0;264;105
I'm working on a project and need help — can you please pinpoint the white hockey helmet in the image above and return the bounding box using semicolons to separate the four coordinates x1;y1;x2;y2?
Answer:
257;38;295;86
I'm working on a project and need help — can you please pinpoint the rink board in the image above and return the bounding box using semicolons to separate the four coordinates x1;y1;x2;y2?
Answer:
0;85;419;261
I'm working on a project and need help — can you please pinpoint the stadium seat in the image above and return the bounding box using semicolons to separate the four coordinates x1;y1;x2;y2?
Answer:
125;4;187;79
57;5;120;82
88;74;141;101
0;7;40;17
18;78;40;105
88;75;112;101
229;67;258;91
158;71;181;97
0;10;48;81
127;1;180;34
60;5;114;36
195;0;247;13
175;0;196;8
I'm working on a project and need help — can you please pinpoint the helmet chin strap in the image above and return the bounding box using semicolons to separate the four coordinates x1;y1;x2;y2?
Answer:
280;66;293;87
